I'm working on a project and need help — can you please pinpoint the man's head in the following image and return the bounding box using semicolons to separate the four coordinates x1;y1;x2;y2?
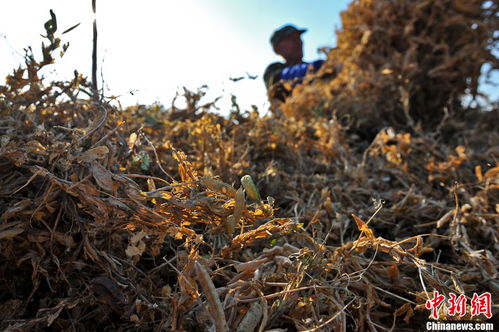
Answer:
270;25;306;65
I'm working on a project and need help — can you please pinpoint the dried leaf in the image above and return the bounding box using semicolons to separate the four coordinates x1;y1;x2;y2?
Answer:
78;146;109;163
0;227;25;240
90;162;116;192
201;177;237;197
352;214;374;240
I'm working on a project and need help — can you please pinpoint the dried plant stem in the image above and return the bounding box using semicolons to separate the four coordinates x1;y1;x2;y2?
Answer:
236;285;334;303
235;301;262;332
195;261;229;332
91;0;98;100
301;298;355;332
140;130;175;182
371;285;416;304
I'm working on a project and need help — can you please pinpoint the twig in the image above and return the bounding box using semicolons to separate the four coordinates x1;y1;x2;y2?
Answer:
139;129;175;182
195;261;228;332
371;285;416;304
342;243;379;281
235;285;334;303
122;174;172;186
91;0;98;100
90;122;123;148
301;298;355;332
235;301;263;332
147;256;176;275
418;265;429;299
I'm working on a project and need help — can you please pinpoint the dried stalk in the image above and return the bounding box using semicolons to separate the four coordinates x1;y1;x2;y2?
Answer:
91;0;98;100
195;261;229;332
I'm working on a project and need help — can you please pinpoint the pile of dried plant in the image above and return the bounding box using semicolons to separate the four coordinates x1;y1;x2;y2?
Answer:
284;0;498;134
1;1;498;331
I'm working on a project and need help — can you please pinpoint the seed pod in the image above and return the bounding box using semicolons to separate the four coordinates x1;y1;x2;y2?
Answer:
241;175;261;202
200;177;237;197
225;188;245;237
233;187;245;222
225;215;236;236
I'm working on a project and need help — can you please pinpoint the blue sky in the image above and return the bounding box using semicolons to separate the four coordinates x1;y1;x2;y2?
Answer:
0;0;496;113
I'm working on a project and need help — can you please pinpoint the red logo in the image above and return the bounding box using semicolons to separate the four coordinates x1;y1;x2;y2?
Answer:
471;292;492;319
426;291;493;319
447;292;467;317
426;291;446;319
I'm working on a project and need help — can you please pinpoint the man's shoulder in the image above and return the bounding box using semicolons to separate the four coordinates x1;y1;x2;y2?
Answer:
263;62;286;87
264;62;285;74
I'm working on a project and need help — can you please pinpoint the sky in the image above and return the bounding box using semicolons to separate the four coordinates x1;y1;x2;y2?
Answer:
1;0;497;114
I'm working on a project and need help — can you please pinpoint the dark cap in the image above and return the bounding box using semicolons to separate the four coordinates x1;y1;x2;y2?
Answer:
270;25;307;48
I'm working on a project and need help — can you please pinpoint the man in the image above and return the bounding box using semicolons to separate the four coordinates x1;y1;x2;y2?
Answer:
264;25;324;102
